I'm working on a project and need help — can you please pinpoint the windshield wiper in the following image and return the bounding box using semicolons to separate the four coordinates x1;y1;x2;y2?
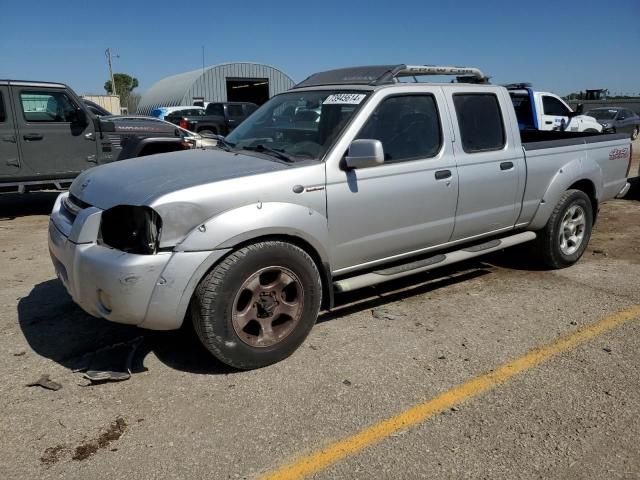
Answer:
212;136;234;152
241;144;295;163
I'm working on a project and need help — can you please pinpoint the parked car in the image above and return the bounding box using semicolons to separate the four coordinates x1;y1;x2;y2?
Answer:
83;99;112;117
0;80;196;193
176;102;257;135
585;107;639;140
149;105;207;121
507;84;602;132
108;115;219;150
163;107;206;127
48;64;631;370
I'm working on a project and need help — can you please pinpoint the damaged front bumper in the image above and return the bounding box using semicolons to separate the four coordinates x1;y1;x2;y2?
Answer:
48;193;229;330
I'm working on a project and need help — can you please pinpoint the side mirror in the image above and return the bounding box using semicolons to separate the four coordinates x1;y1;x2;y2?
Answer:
575;103;584;115
344;139;384;169
70;107;87;125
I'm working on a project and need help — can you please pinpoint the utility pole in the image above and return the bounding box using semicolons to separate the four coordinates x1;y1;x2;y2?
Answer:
105;48;117;97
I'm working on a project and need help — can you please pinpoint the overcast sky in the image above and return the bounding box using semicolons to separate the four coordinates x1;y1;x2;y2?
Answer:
2;0;639;96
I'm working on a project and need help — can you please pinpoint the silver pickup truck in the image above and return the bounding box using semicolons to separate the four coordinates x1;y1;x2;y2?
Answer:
48;65;632;369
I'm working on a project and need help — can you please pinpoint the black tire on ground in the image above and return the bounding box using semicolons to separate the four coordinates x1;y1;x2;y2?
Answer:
632;126;639;141
190;241;322;370
584;128;599;133
533;189;593;269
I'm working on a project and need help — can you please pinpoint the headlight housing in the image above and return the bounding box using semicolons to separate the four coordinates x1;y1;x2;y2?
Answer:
99;205;162;254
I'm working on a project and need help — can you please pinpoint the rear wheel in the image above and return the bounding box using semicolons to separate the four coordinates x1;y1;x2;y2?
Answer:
191;241;322;369
534;189;593;269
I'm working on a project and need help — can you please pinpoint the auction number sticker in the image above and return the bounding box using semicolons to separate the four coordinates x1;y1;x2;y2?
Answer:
323;93;366;105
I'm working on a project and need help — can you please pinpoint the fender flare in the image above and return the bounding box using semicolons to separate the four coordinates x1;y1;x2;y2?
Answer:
175;201;331;267
528;157;602;231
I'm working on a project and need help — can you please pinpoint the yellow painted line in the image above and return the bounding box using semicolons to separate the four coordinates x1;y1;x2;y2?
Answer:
261;305;640;480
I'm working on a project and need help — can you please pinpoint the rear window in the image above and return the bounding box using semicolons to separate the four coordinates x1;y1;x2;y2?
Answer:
0;93;5;122
453;93;505;153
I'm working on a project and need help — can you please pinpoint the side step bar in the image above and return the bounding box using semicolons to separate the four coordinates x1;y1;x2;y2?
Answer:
333;231;536;293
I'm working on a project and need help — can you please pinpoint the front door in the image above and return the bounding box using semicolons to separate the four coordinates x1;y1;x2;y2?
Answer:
12;86;96;177
327;89;459;273
0;86;22;178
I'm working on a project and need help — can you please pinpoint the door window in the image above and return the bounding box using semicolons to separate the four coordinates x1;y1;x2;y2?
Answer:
0;93;5;122
542;96;571;116
227;104;245;118
206;103;224;116
453;93;505;153
356;94;442;162
20;91;78;122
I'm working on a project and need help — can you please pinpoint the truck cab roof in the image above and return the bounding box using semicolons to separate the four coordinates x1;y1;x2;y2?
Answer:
0;79;67;88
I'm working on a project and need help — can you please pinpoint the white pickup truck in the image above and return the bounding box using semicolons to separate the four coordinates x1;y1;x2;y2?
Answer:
507;84;602;133
48;64;632;369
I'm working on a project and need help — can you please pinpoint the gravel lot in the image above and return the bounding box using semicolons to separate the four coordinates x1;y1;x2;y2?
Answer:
1;144;639;480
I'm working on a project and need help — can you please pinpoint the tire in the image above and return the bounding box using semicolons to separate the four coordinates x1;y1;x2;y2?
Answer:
632;126;639;141
584;128;599;133
190;241;322;369
534;189;593;269
198;128;216;135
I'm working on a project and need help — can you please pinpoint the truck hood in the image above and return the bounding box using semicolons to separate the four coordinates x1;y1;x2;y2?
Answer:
70;148;289;209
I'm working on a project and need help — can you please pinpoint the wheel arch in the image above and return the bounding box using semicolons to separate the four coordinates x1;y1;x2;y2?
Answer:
567;178;598;224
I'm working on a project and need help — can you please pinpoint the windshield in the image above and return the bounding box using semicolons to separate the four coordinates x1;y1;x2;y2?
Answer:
224;90;370;160
586;109;617;120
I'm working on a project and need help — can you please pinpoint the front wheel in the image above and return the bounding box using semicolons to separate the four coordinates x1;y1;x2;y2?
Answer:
190;241;322;369
534;189;593;269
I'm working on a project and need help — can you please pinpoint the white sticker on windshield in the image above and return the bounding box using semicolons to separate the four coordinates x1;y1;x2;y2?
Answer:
323;93;366;105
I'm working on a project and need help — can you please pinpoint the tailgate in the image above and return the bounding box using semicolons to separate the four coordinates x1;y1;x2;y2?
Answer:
585;134;631;200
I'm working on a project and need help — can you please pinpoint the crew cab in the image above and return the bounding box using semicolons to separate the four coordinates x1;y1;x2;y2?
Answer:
0;80;195;193
173;101;257;135
48;64;631;370
507;84;602;133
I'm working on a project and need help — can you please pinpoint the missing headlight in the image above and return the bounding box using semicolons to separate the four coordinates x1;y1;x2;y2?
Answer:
99;205;162;255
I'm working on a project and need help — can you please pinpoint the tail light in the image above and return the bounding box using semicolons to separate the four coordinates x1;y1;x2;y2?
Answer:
179;118;189;129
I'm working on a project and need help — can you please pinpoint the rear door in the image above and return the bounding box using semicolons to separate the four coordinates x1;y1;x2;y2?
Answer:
225;104;246;132
12;86;97;177
445;87;525;241
0;85;22;178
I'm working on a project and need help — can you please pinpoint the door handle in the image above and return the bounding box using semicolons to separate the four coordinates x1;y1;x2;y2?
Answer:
544;121;553;125
500;162;514;171
23;133;43;141
435;170;452;180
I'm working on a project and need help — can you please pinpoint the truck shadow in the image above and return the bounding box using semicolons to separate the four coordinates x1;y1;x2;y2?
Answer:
0;191;60;220
624;176;640;201
18;265;491;376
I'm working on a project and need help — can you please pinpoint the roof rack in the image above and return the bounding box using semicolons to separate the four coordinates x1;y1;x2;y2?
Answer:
503;82;533;89
293;64;489;89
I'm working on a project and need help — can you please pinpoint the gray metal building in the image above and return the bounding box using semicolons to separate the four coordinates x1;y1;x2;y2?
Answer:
137;62;294;115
